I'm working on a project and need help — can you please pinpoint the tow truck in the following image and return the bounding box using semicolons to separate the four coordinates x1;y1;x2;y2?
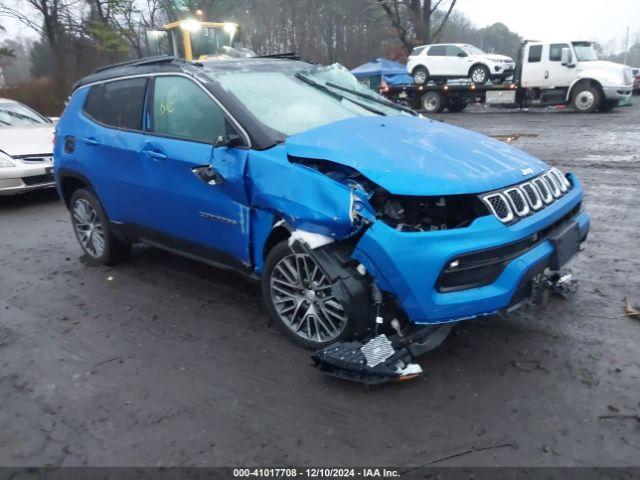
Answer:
381;40;634;113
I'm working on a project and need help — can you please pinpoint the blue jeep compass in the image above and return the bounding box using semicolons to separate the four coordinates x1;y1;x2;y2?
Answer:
54;56;589;351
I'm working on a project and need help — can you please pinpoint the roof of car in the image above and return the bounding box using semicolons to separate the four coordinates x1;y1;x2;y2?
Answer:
414;43;469;48
73;55;314;90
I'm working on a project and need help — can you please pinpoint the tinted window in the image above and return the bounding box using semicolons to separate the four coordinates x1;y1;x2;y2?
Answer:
84;78;147;130
150;76;226;143
428;45;447;56
410;46;426;56
446;45;465;57
549;43;570;62
528;45;542;63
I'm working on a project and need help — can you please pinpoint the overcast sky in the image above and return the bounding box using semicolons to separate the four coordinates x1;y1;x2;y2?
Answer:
1;0;639;52
456;0;640;52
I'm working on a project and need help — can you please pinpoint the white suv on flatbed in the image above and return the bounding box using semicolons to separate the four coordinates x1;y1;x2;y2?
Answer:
407;43;515;84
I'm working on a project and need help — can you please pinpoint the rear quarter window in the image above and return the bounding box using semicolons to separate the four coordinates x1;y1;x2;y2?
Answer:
410;46;426;56
83;77;148;130
528;45;543;63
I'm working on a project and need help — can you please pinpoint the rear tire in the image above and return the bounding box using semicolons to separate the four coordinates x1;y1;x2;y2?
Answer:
447;97;468;112
571;84;601;113
412;66;430;85
69;188;131;266
262;240;373;350
422;91;445;113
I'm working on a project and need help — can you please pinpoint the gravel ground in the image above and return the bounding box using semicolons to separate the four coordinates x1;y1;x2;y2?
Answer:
1;102;639;468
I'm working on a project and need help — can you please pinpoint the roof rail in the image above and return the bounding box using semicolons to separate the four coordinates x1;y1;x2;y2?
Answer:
253;52;300;60
91;55;178;74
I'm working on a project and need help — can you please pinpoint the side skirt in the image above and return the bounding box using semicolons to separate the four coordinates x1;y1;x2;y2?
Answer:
109;221;260;283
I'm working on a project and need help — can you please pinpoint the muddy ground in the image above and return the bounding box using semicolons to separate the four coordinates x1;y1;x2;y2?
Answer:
1;102;639;468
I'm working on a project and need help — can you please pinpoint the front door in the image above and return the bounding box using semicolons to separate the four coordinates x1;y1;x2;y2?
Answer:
445;45;472;76
544;43;575;88
139;75;251;264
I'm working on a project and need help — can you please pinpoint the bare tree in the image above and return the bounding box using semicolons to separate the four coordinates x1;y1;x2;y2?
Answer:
373;0;457;54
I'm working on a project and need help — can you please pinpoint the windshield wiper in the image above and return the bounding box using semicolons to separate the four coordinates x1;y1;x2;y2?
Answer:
325;81;416;115
294;73;387;116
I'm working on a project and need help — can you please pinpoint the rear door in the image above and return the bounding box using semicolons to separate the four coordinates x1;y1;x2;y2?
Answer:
520;43;546;87
80;77;150;222
425;45;447;76
138;74;251;264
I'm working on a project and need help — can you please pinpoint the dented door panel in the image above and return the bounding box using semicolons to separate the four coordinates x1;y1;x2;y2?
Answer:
246;146;354;241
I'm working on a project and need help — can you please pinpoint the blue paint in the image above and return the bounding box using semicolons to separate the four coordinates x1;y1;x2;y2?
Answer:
285;116;548;195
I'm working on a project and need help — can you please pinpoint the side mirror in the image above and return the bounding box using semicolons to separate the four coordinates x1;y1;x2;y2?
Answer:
214;133;244;148
561;48;574;67
192;165;224;185
457;52;468;58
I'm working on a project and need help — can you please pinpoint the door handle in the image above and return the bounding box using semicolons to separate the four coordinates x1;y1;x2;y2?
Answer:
142;149;167;160
82;137;99;146
544;71;549;79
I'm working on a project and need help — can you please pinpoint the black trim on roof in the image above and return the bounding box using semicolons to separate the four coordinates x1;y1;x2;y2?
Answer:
72;57;195;90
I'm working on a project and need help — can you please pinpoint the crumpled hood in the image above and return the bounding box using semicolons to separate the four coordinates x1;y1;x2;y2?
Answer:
285;116;548;196
0;124;54;157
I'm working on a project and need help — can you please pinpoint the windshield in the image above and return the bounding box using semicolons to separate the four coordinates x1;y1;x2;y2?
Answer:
0;101;47;126
191;27;234;58
572;42;598;61
213;63;409;139
462;45;485;56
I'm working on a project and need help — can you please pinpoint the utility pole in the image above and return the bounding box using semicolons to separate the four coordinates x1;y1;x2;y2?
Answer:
623;26;629;65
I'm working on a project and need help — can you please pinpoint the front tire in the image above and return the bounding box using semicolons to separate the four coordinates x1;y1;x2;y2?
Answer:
262;241;373;349
470;65;490;84
571;84;601;113
69;188;131;265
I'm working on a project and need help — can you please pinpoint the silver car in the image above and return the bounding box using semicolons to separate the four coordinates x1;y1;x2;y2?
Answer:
0;98;56;196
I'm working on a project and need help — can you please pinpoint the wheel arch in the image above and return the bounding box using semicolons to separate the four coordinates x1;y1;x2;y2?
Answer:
58;170;97;209
262;221;292;261
566;77;604;103
411;64;429;76
468;62;489;77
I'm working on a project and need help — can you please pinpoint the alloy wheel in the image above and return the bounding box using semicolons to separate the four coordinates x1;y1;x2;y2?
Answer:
72;198;105;258
414;70;427;84
471;67;487;83
270;252;348;343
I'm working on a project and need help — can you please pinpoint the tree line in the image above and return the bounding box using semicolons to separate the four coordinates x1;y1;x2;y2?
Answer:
0;0;534;114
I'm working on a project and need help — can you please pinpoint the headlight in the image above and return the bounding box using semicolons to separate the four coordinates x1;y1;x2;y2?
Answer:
0;151;15;168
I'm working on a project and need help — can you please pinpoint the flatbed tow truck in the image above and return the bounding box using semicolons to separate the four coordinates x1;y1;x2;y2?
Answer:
380;40;634;113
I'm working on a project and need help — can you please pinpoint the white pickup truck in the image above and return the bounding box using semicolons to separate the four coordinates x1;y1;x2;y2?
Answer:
388;40;634;113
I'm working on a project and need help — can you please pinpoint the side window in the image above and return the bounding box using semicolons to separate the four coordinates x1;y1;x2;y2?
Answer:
150;76;227;143
428;45;447;56
446;45;465;57
549;43;570;62
84;78;148;130
528;45;543;63
410;46;426;56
